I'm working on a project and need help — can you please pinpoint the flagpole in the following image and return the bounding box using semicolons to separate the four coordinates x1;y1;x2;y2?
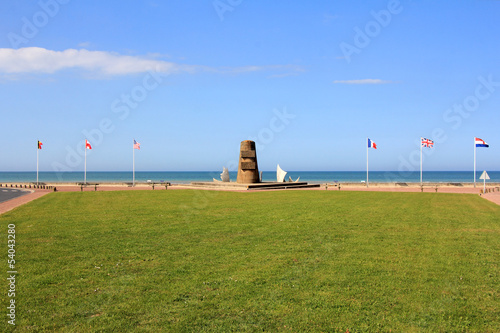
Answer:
420;137;423;185
133;139;135;187
366;138;369;187
37;143;39;186
483;174;486;194
84;140;87;185
474;137;476;188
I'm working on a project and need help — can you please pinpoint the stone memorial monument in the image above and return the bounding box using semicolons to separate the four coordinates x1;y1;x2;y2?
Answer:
236;140;260;183
190;140;319;189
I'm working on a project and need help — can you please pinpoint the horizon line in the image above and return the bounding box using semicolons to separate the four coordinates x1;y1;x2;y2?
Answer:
2;170;499;173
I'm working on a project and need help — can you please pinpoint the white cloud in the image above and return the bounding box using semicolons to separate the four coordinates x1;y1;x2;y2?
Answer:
333;79;396;85
0;47;304;79
323;13;340;25
77;42;92;48
0;47;178;76
218;64;305;75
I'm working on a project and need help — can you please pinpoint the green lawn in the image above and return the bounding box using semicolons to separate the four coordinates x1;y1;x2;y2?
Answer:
1;190;499;332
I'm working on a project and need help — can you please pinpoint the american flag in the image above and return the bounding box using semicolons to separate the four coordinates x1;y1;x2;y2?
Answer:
421;137;434;148
133;139;141;150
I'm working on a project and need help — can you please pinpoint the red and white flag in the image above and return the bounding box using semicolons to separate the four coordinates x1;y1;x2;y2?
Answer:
85;140;92;149
133;139;141;150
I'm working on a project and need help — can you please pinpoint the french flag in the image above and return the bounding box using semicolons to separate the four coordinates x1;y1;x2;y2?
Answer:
475;137;489;148
368;138;377;149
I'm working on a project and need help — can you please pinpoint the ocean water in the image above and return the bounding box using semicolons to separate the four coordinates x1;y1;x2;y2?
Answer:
0;171;498;184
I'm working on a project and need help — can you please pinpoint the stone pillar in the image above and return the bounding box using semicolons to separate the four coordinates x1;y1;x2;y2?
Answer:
236;140;260;183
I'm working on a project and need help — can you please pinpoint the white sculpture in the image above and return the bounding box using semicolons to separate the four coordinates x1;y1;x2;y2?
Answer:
288;176;300;183
220;167;230;182
277;164;287;182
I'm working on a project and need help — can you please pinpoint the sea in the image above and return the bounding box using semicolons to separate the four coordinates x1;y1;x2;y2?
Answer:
0;171;498;184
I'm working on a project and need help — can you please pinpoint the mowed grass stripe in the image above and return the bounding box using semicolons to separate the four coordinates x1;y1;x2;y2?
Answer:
1;190;499;332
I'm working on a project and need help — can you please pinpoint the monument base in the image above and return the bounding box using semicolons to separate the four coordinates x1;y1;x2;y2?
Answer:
189;181;320;190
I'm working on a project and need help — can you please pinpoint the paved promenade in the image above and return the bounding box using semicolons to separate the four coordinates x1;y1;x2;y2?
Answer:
0;183;499;215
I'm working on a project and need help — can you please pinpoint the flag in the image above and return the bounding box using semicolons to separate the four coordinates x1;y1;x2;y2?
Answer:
368;138;377;149
133;139;141;150
37;141;43;149
421;138;434;148
85;140;92;149
475;137;489;148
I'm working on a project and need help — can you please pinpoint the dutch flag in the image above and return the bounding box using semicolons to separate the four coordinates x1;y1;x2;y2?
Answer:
475;137;489;148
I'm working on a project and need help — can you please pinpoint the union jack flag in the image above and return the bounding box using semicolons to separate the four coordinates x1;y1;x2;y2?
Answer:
421;137;434;148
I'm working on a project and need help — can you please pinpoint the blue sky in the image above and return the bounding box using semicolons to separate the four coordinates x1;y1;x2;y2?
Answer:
0;0;499;172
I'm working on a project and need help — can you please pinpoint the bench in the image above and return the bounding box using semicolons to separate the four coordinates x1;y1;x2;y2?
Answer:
77;183;99;191
149;182;171;190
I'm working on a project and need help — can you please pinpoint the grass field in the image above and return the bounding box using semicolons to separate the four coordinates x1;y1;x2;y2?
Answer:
1;190;499;332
